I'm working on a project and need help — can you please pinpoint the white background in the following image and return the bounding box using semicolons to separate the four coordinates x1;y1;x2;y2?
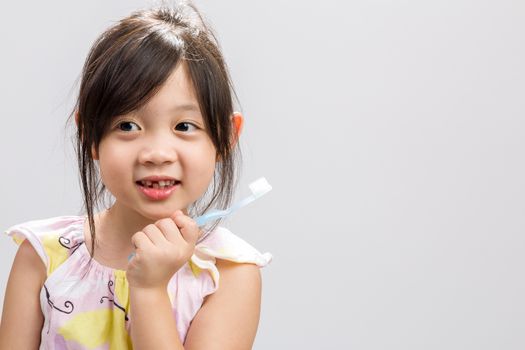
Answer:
1;0;524;348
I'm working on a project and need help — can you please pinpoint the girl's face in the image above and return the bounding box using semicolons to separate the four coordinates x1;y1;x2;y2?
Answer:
95;64;217;221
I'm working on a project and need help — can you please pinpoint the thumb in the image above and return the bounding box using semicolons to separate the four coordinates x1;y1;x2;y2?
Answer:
170;211;199;245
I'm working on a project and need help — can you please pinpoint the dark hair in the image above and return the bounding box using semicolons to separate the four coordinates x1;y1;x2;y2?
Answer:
68;2;241;259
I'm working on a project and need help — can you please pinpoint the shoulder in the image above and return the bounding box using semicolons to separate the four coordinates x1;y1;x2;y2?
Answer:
182;227;268;349
211;258;262;309
212;258;262;315
208;258;262;317
183;258;262;349
5;215;85;243
196;226;272;267
4;215;86;275
188;226;271;294
215;258;261;289
6;239;47;296
15;239;47;285
204;226;267;302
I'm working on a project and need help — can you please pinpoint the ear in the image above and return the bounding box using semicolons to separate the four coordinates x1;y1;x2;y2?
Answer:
230;112;244;148
76;110;99;160
91;145;99;160
216;112;244;162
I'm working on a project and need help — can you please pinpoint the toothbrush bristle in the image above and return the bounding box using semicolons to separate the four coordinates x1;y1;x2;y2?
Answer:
249;177;272;198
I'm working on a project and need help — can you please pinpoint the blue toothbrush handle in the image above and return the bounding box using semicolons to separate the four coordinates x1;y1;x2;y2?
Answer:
194;196;253;227
194;209;226;226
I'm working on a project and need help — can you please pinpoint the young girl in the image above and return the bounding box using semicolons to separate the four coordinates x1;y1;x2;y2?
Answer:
0;2;271;349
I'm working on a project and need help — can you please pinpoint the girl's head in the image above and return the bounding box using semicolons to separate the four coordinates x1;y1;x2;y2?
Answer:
71;2;242;252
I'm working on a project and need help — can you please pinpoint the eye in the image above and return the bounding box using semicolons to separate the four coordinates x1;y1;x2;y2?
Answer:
175;122;198;132
117;121;140;132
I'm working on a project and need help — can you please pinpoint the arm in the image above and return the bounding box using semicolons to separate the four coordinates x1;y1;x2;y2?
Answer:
127;212;199;349
0;240;46;350
184;259;262;350
129;286;184;349
127;213;263;349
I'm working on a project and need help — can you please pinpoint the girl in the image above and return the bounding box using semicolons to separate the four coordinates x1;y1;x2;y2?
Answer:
0;2;271;349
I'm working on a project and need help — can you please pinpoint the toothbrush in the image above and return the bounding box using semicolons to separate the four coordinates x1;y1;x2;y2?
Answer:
195;177;272;227
128;177;272;260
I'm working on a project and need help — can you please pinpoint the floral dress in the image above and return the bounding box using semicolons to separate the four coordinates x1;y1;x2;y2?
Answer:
4;215;272;349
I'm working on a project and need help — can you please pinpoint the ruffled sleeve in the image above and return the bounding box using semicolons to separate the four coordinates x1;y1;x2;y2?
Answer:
187;226;272;295
4;216;85;276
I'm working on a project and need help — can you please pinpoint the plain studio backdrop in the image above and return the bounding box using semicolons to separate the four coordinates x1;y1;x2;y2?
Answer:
1;0;524;349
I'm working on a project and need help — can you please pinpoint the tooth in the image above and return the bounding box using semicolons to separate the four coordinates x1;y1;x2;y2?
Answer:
159;180;166;187
152;183;159;189
146;181;152;186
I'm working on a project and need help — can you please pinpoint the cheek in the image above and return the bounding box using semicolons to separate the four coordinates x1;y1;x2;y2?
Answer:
186;143;217;183
98;144;131;183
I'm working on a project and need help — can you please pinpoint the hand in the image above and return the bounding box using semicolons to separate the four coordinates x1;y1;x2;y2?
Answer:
126;210;200;289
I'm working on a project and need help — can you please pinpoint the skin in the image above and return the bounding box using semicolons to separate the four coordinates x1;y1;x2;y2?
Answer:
0;63;261;350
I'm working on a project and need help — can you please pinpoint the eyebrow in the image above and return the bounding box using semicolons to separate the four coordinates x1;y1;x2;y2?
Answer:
169;103;200;113
133;103;202;120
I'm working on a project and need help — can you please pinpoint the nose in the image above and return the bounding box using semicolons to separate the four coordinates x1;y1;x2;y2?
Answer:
137;137;178;166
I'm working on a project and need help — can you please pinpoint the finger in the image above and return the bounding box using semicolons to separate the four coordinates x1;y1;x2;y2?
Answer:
170;211;200;246
131;231;154;251
142;223;168;246
155;218;183;244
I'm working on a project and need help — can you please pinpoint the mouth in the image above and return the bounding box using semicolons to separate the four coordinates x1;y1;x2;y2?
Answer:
135;179;181;189
135;179;181;200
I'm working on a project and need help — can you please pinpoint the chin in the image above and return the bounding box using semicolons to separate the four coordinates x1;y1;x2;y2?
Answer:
140;206;185;221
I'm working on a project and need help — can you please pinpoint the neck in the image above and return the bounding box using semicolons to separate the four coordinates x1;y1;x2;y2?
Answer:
84;202;190;263
97;202;154;250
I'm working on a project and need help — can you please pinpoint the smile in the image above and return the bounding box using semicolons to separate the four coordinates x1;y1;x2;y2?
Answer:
136;180;179;188
136;181;180;200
